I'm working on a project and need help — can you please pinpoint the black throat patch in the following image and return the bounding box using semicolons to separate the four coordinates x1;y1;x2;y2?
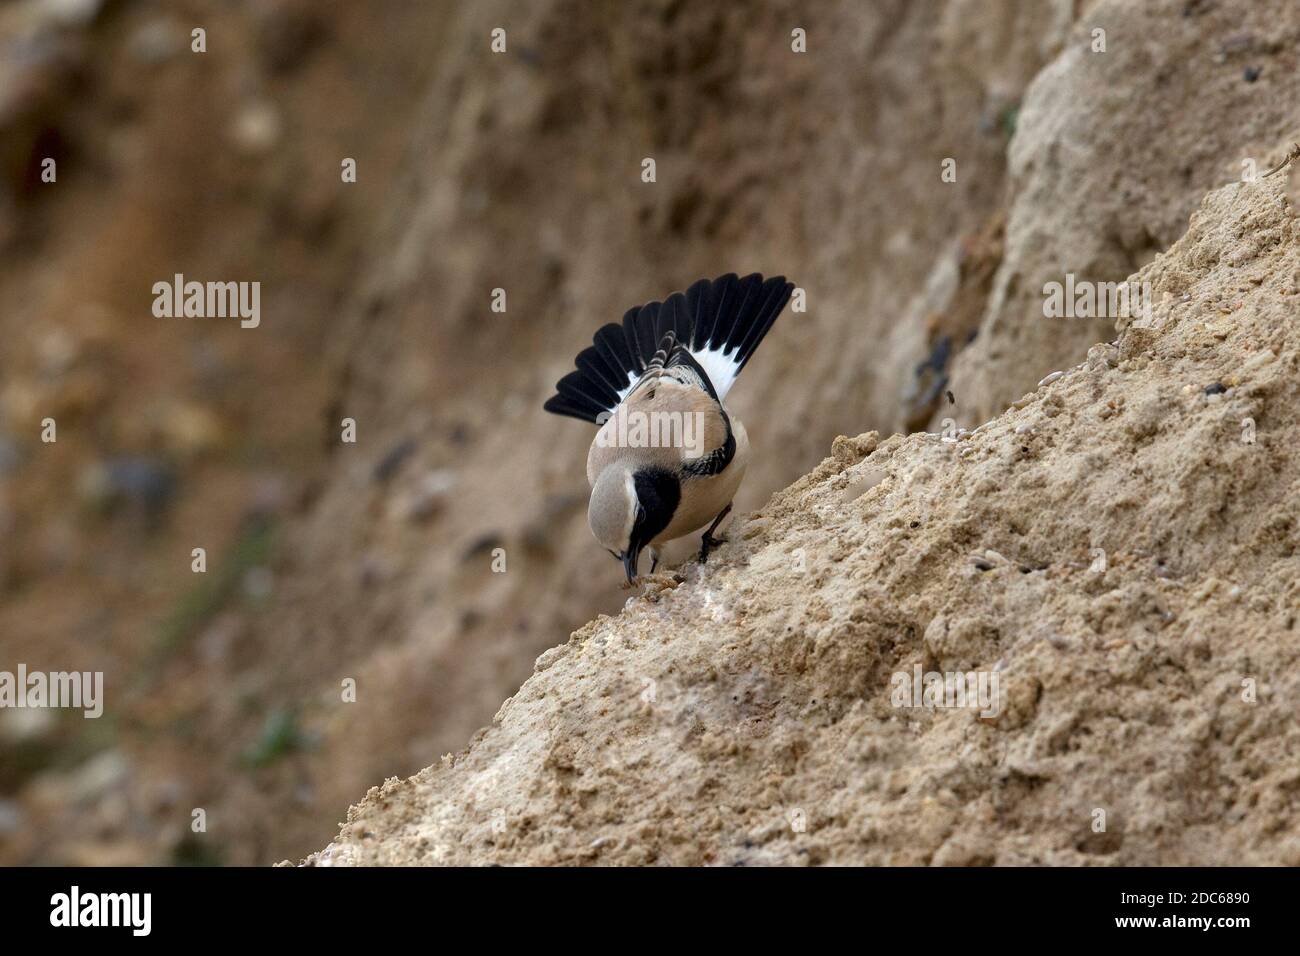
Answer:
630;468;681;550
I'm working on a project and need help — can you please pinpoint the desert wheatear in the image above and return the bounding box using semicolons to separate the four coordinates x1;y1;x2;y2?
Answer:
545;273;794;583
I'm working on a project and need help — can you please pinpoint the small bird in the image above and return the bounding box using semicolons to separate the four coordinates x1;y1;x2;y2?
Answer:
544;273;794;583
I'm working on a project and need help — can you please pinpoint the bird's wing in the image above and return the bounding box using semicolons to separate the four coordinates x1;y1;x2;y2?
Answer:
544;273;794;424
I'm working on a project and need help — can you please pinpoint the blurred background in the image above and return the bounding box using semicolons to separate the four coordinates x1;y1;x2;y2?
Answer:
0;0;1292;864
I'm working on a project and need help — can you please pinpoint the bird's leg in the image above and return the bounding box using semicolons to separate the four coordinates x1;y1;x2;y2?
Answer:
649;549;660;573
698;502;733;564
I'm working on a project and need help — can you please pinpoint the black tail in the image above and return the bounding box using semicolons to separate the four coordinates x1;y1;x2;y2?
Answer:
544;273;793;423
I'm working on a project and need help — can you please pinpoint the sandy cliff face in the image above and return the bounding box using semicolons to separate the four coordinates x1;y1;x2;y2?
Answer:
313;174;1300;865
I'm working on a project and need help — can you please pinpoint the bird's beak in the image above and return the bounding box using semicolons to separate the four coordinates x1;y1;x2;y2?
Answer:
621;549;640;584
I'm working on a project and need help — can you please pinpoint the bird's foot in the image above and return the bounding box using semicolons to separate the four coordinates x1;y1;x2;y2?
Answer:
698;531;726;564
698;502;734;565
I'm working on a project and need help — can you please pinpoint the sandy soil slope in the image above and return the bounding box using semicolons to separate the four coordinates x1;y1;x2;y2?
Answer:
311;175;1300;865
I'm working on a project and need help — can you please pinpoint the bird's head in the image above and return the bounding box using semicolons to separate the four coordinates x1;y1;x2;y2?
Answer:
588;463;680;583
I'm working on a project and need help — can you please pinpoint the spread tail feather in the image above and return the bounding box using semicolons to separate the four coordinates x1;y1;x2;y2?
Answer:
544;272;794;424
